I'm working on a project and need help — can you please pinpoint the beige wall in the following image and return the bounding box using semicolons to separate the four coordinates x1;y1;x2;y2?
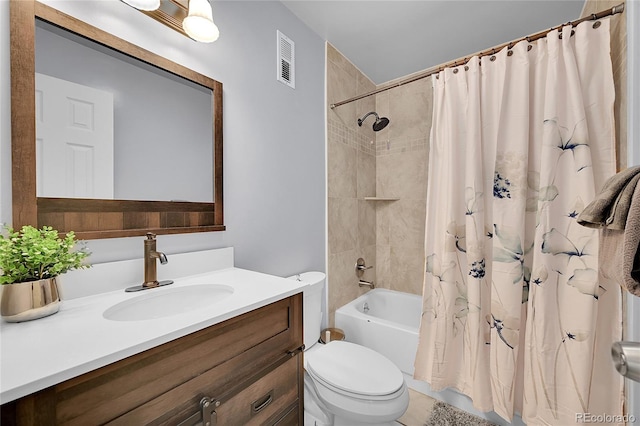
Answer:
374;79;431;295
581;0;627;170
326;44;377;326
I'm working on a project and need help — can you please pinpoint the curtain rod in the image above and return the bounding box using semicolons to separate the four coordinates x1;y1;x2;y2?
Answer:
329;3;625;109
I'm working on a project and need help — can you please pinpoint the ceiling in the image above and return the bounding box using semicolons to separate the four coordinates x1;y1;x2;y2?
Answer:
281;1;586;85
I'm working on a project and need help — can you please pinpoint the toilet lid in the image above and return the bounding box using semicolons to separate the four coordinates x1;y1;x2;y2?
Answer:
306;341;404;397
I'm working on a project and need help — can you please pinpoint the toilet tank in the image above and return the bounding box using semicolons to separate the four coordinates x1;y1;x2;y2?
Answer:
288;271;325;350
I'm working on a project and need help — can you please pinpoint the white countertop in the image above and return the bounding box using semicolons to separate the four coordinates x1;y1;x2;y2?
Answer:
0;260;307;403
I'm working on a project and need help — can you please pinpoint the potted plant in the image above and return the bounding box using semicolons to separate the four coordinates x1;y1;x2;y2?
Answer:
0;225;90;322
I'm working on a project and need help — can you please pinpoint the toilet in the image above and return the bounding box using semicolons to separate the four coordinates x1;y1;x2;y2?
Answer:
290;272;409;426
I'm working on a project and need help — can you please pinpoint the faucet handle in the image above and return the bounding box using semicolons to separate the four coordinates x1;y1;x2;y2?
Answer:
355;258;373;277
146;232;156;239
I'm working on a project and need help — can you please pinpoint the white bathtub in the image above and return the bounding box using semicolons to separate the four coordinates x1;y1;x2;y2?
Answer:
335;288;421;375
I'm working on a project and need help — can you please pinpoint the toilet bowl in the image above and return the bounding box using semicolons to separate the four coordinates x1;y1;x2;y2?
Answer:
290;272;409;426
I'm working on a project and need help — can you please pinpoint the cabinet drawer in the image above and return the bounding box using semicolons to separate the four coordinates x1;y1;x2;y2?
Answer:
108;351;303;425
215;355;299;425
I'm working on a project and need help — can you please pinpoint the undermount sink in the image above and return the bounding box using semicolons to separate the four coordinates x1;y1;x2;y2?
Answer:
103;284;234;321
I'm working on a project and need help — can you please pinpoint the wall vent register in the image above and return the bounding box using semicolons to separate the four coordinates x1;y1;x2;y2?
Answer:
277;30;295;89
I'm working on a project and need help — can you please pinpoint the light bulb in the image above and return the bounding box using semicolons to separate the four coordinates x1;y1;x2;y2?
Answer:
183;0;220;43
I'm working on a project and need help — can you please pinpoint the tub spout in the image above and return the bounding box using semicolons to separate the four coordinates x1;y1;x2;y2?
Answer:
358;279;375;289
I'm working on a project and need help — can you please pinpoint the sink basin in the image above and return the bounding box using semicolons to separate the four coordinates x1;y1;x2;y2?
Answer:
103;284;234;321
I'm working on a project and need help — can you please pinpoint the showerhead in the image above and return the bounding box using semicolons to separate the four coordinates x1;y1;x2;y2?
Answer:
372;116;390;131
357;112;390;132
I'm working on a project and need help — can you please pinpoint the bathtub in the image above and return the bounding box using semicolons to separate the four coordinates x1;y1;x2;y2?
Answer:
335;288;421;376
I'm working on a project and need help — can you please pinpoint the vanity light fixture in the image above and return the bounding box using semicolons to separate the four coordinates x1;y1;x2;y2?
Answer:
122;0;220;44
121;0;160;12
183;0;220;43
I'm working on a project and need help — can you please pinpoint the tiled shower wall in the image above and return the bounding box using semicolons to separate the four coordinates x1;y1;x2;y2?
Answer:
326;43;431;325
374;79;432;295
326;44;377;326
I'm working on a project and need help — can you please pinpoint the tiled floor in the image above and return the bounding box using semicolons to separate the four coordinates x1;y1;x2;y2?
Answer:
398;388;438;426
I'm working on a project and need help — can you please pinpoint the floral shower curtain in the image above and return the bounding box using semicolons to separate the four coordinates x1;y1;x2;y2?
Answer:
414;19;623;424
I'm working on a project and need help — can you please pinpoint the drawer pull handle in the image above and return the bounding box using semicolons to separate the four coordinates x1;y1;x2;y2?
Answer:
251;389;273;415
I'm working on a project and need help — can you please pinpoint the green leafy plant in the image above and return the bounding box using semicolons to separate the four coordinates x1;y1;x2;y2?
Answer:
0;225;90;284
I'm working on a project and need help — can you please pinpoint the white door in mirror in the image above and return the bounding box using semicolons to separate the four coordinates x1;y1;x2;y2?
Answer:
36;73;114;199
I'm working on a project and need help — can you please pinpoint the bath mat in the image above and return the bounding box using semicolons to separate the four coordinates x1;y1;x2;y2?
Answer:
424;401;495;426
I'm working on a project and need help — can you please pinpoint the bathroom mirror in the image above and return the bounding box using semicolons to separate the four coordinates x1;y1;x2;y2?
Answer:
10;0;224;239
35;19;214;203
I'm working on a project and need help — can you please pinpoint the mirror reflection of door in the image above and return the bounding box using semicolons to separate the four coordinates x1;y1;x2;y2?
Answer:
35;73;114;199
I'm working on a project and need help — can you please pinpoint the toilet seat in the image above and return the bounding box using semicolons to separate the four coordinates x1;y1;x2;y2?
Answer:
305;369;409;424
306;341;404;400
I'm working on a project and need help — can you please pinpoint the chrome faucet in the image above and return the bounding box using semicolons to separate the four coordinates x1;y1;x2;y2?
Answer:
125;233;174;292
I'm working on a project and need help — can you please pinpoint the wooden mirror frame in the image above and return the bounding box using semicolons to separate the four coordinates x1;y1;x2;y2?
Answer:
10;0;224;239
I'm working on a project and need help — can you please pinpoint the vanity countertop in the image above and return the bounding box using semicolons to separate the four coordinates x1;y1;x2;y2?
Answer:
0;265;307;404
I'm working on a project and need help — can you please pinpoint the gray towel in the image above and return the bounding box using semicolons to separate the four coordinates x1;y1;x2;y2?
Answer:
577;166;640;230
599;183;640;297
624;185;640;293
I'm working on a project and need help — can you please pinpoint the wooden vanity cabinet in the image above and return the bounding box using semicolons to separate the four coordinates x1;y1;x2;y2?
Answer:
1;293;304;426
